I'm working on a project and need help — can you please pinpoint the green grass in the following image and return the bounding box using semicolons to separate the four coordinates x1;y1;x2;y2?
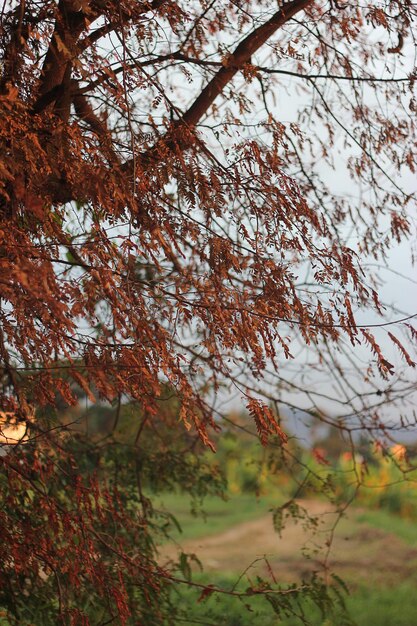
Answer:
170;575;417;626
354;508;417;546
156;493;417;624
155;490;417;546
155;489;417;564
343;584;417;626
153;491;283;540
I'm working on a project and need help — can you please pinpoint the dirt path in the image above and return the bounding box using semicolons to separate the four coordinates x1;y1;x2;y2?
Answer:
160;500;417;586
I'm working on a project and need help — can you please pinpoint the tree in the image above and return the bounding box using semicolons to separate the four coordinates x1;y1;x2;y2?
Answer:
0;0;416;623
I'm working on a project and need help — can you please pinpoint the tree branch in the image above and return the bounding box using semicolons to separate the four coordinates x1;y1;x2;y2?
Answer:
181;0;313;127
123;0;313;174
77;0;170;51
72;82;120;164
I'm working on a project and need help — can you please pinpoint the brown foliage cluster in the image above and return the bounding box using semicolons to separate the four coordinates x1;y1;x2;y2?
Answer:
0;0;414;429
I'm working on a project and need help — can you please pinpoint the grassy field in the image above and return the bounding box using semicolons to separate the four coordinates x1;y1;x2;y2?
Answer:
154;491;283;540
354;508;417;545
156;491;417;625
155;489;417;546
172;577;417;626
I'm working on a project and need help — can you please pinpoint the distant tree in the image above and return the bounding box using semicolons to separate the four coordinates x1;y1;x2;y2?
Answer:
1;1;416;624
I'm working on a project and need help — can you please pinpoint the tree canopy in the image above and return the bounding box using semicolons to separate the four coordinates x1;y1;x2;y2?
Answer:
0;0;416;624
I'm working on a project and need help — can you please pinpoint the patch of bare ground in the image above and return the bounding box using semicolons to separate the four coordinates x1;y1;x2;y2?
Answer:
160;499;417;587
